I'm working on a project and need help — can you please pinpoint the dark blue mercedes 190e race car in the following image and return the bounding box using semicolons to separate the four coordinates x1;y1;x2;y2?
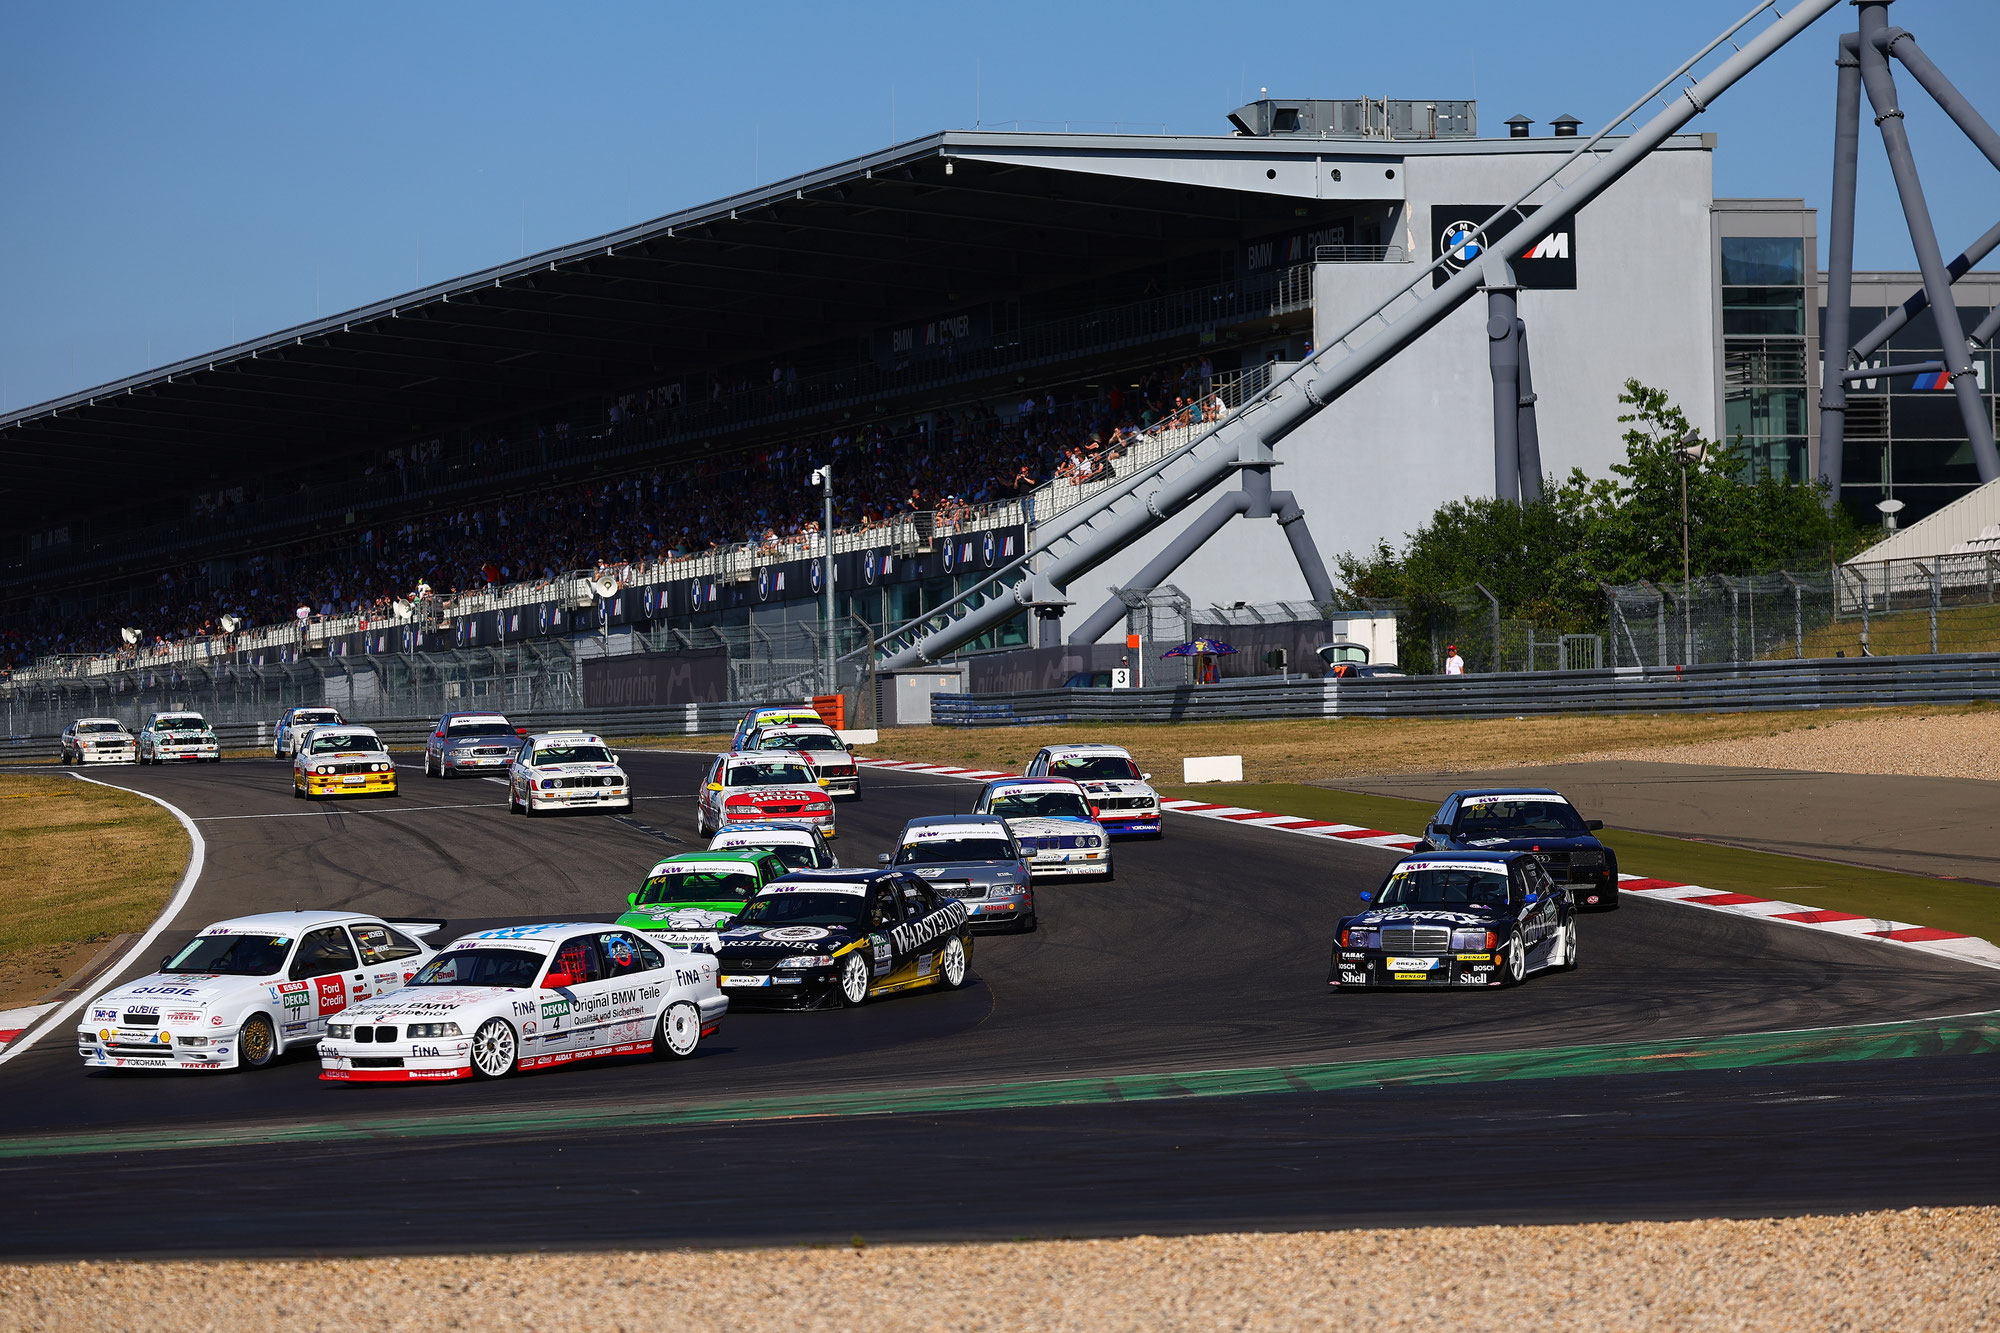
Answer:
1329;850;1578;989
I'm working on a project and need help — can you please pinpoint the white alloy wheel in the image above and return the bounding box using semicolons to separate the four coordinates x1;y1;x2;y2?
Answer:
1561;921;1579;971
938;936;968;989
655;1001;702;1059
1501;932;1527;986
838;952;871;1006
469;1018;518;1079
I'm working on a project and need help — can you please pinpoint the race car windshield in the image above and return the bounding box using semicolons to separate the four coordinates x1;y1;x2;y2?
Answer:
727;761;814;787
722;840;826;870
163;934;292;976
1457;799;1588;836
738;893;866;929
896;836;1016;865
1052;756;1142;781
296;712;341;724
637;870;759;905
759;733;844;752
533;744;612;765
308;734;378;754
988;790;1091;820
1380;868;1512;907
160;718;206;730
446;718;512;737
77;722;125;733
409;949;543;988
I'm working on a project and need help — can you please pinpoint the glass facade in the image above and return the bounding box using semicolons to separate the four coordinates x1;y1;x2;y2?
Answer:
1720;237;1810;482
1828;303;1998;527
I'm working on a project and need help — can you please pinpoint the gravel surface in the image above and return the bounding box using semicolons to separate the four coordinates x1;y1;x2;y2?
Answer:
5;1208;1995;1331
1602;710;2000;781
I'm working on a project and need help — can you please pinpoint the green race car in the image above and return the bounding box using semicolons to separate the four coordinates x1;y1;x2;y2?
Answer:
616;849;789;952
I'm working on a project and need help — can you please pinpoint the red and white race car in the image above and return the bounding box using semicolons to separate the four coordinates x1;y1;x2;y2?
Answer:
695;751;835;839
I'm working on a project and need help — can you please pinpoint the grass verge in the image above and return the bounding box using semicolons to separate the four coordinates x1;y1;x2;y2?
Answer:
851;705;2000;783
1159;782;2000;942
0;774;189;1008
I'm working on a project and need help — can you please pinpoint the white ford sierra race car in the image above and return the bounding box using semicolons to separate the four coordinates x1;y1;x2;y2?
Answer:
79;911;442;1072
319;922;727;1082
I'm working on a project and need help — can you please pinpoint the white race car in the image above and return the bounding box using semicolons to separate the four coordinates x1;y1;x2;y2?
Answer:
972;777;1112;880
710;821;840;870
78;911;440;1072
742;723;859;797
1025;742;1162;838
138;711;220;764
271;707;346;758
60;717;136;765
318;922;726;1082
507;732;632;815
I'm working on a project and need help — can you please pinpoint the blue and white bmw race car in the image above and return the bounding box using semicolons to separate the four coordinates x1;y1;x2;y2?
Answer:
971;776;1111;880
1024;742;1162;838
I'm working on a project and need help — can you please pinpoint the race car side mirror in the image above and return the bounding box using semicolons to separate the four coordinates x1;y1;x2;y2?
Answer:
626;892;639;906
1524;893;1540;904
876;853;891;865
516;728;528;736
433;731;444;739
1141;772;1152;781
1358;890;1373;902
543;972;574;989
1586;819;1604;831
159;956;172;970
707;782;723;792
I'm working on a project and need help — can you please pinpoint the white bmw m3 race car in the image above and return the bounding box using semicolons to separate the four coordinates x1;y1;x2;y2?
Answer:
79;911;441;1072
1024;742;1162;838
971;777;1112;880
319;922;726;1082
507;732;632;815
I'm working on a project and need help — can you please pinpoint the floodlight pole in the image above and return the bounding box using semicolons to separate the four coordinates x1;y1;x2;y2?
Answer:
815;465;836;696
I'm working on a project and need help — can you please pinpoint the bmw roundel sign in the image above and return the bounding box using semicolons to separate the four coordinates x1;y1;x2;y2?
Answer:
982;531;997;567
756;567;770;601
810;562;823;594
1431;205;1576;289
864;549;880;585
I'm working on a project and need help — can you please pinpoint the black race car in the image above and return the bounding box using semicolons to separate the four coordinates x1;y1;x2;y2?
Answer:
1329;850;1577;989
1415;787;1620;909
711;868;973;1009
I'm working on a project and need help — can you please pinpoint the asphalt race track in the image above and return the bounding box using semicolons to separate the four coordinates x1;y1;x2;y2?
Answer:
2;750;1997;1258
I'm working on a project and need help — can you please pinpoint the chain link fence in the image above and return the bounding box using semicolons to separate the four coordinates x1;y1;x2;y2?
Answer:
1604;551;2000;668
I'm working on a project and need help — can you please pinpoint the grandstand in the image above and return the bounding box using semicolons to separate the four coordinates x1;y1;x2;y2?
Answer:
1;95;1727;717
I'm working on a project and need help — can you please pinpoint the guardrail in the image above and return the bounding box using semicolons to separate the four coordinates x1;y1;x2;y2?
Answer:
929;653;2000;725
0;700;760;760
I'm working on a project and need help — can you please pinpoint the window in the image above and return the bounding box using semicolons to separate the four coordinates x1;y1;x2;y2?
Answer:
350;924;423;965
549;937;605;984
1720;236;1803;286
291;927;359;979
869;889;904;931
1722;287;1804;336
598;931;655;975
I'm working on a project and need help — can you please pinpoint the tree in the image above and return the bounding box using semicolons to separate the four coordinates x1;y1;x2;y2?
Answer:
1336;380;1863;667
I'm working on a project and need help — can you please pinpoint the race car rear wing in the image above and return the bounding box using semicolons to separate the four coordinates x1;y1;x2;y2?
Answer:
384;918;449;938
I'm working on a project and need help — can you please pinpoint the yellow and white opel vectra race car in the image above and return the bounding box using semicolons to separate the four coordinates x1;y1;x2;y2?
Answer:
507;732;632;815
79;910;440;1072
319;922;726;1081
292;724;398;800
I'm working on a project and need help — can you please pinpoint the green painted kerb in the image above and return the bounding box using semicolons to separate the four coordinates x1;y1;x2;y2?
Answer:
9;1011;1994;1162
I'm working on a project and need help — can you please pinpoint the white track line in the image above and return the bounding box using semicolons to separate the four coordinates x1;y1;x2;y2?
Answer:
0;775;208;1069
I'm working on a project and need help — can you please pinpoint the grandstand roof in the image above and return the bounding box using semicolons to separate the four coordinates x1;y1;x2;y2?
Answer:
0;126;1652;518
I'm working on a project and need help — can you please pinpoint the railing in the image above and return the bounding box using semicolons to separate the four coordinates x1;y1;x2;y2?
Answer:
930;652;2000;726
5;264;1317;586
1314;245;1408;263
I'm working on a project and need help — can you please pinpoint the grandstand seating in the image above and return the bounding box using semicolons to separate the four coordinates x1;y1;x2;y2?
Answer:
1;355;1246;669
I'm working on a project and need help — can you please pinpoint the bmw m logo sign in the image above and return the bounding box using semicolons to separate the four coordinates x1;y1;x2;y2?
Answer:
1431;205;1576;289
810;562;823;593
756;567;770;601
864;549;880;585
982;532;997;566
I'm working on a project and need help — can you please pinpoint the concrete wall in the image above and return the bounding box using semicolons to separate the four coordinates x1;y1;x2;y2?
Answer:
1066;137;1717;639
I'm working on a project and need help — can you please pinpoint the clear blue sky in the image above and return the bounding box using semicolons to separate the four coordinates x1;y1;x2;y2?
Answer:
3;0;1997;413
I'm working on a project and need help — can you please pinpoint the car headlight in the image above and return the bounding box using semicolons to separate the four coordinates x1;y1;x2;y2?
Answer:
371;762;390;773
1451;929;1499;952
1343;928;1380;950
1081;835;1102;848
775;955;833;969
327;1024;351;1039
405;1022;462;1038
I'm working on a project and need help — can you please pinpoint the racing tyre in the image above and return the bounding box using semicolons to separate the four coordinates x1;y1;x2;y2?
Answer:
1560;920;1579;971
938;936;969;989
653;1001;702;1059
837;952;871;1007
293;783;304;800
423;753;436;778
237;1014;277;1071
1500;931;1528;987
470;1018;518;1079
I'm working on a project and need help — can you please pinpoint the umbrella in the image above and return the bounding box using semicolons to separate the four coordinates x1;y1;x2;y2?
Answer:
1160;638;1237;658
